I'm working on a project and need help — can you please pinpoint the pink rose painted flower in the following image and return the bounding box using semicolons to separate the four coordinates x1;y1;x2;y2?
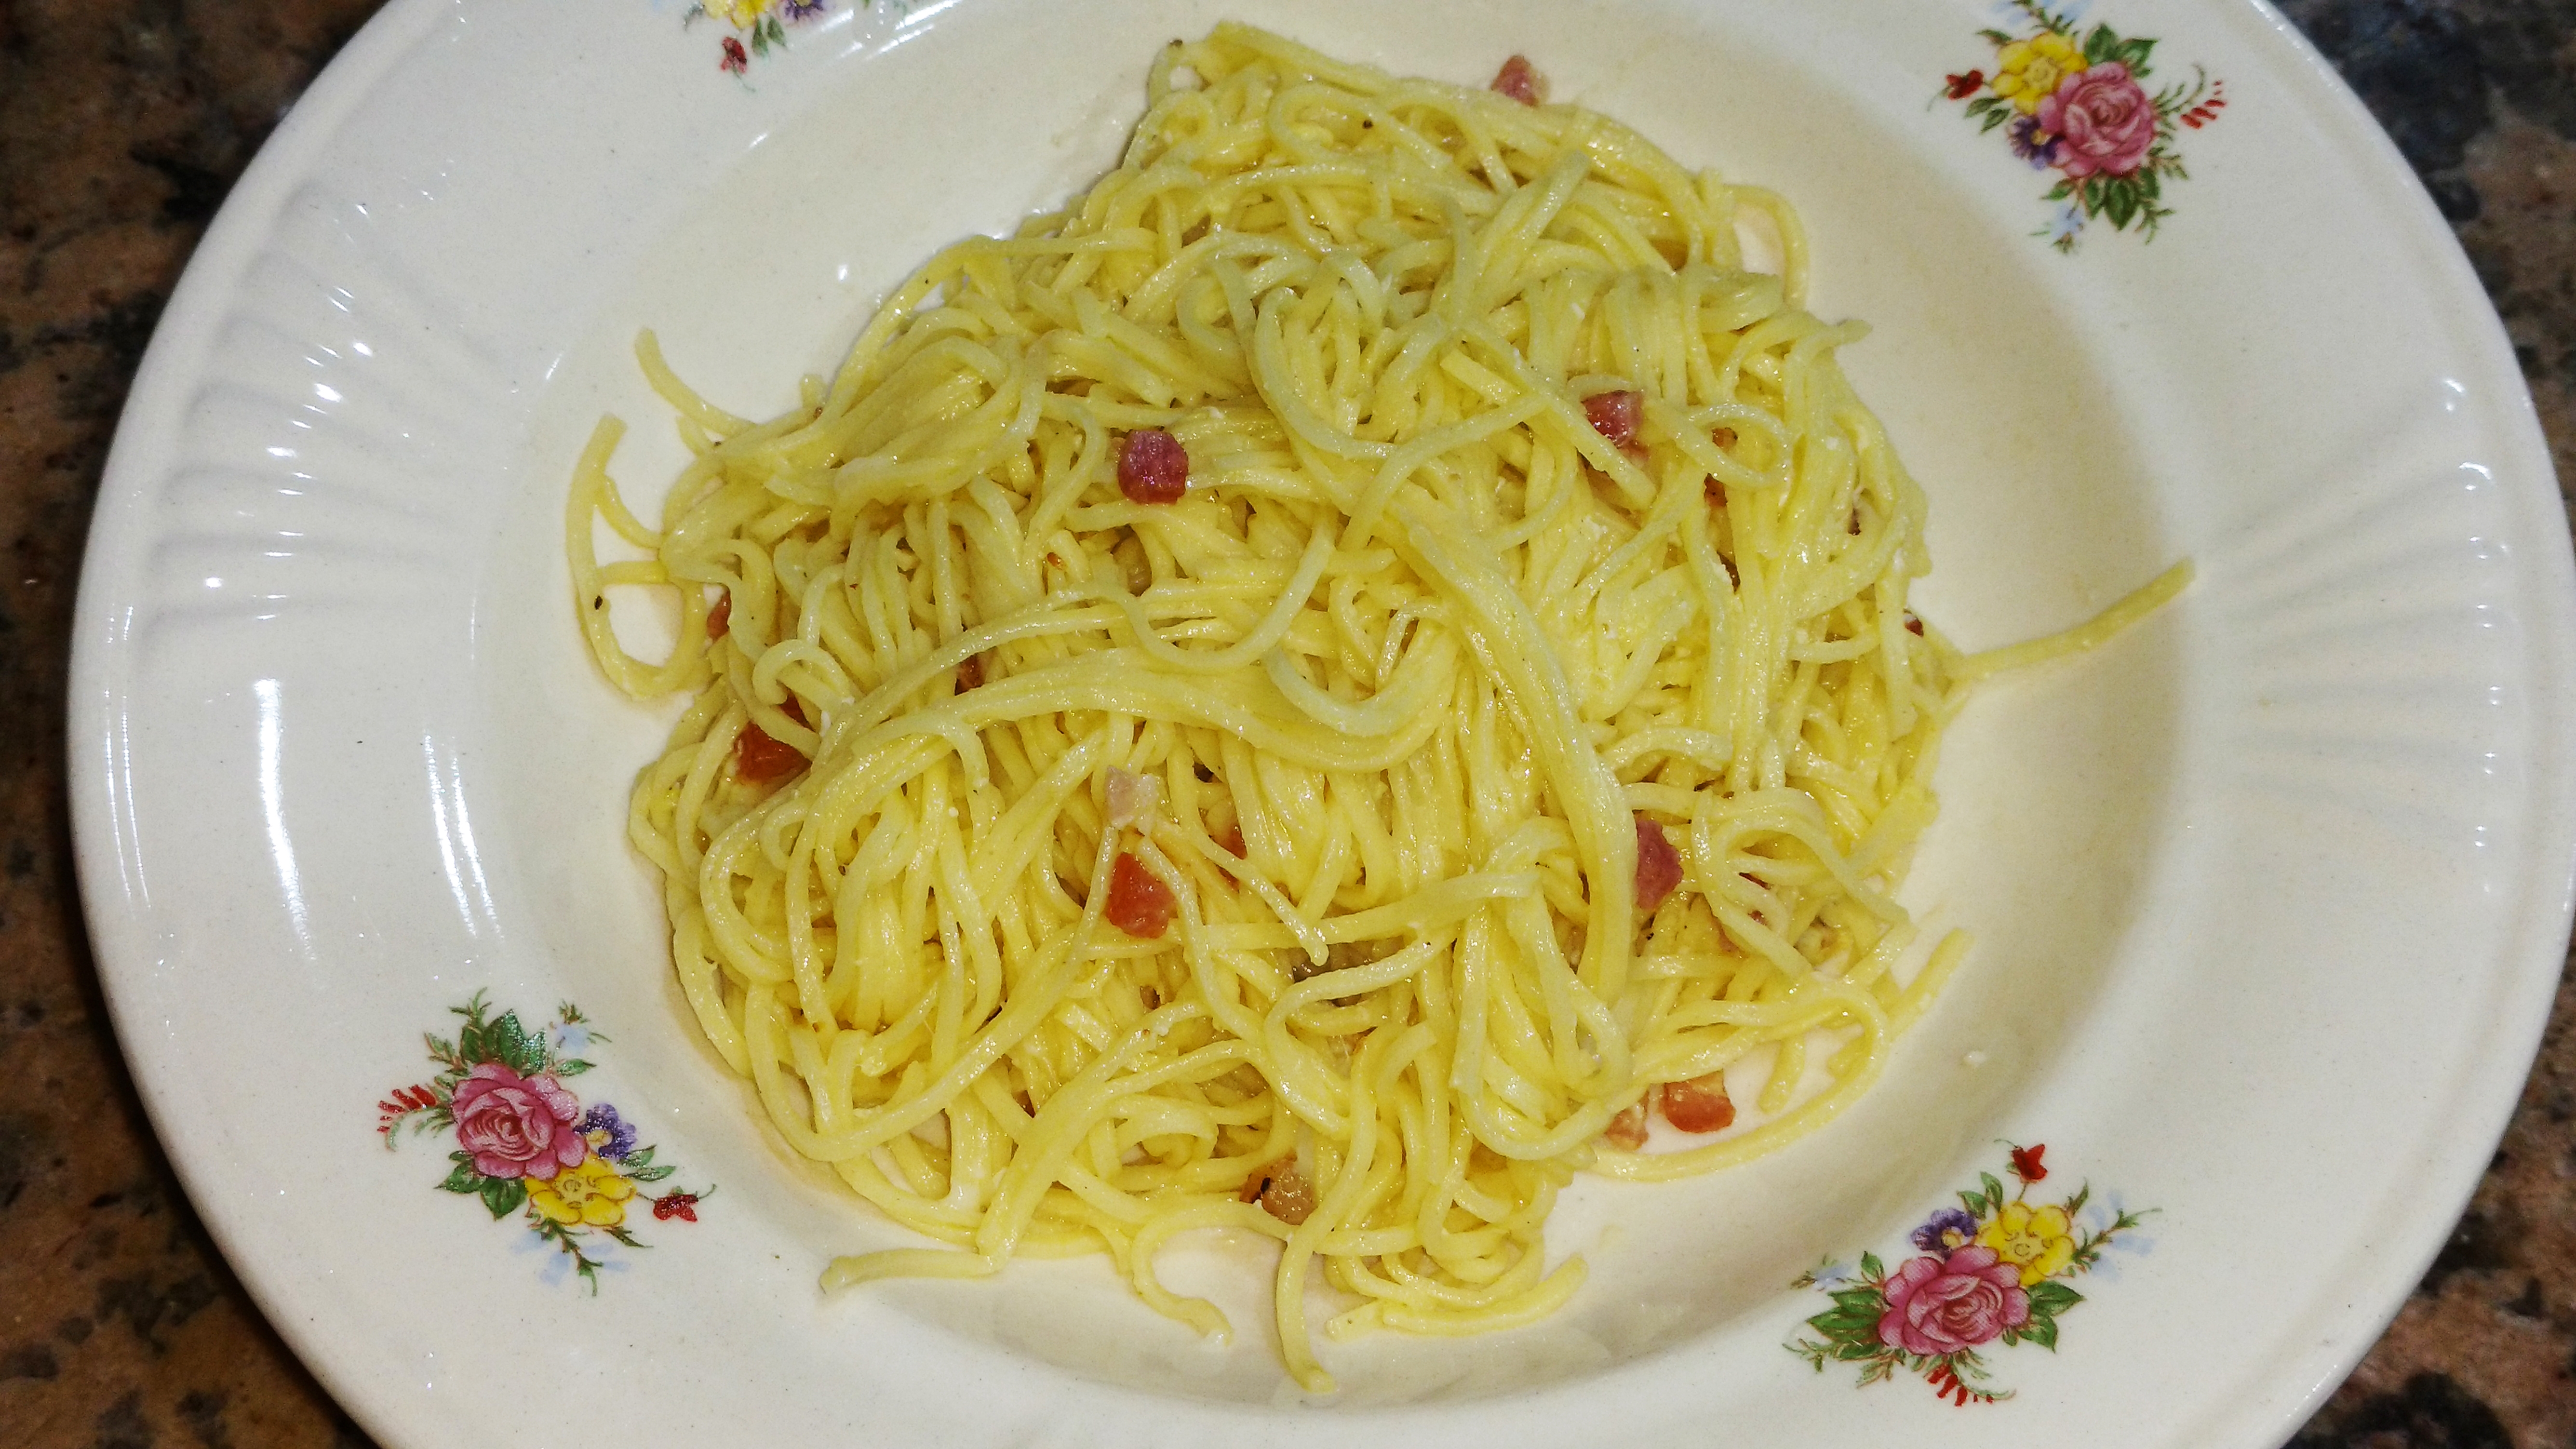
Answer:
2037;63;2158;179
1877;1245;2031;1356
449;1062;587;1181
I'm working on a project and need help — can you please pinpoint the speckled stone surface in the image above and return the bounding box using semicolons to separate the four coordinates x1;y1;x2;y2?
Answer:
1;2;2571;1445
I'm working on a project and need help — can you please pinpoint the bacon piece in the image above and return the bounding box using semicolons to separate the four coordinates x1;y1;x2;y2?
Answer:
955;653;983;692
1583;389;1643;452
1710;426;1736;450
1661;1073;1735;1133
1634;814;1683;912
1603;1102;1649;1151
1247;1160;1317;1224
735;721;805;785
1905;613;1925;636
1219;821;1246;859
1107;765;1163;829
1103;851;1177;939
1491;54;1545;105
1117;428;1190;504
707;593;731;639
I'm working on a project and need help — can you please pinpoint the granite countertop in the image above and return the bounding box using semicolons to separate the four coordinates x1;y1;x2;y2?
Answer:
3;2;2572;1445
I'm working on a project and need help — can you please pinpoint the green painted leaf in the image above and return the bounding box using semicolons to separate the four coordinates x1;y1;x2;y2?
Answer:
1960;1190;1988;1217
2104;180;2139;229
1859;1250;1884;1280
1979;27;2013;44
456;1021;486;1064
623;1145;656;1169
2120;37;2156;71
2022;1312;2060;1350
1980;1173;2007;1207
2082;23;2120;64
1813;1310;1875;1341
2028;1280;2085;1314
479;1176;526;1220
2044;179;2074;201
556;1059;593;1077
630;1164;676;1183
485;1013;546;1076
1835;1339;1882;1361
439;1163;481;1194
1980;109;2012;134
1966;96;2000;116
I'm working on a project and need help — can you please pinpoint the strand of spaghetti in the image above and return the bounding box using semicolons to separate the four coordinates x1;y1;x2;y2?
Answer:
1954;559;2194;683
1596;986;1893;1184
1394;499;1635;1001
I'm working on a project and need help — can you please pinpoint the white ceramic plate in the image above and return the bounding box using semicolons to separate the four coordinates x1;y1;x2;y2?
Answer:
69;0;2575;1444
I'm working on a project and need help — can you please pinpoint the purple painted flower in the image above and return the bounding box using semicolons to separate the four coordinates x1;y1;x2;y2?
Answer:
580;1103;639;1161
1911;1207;1978;1254
782;0;827;18
2007;113;2061;168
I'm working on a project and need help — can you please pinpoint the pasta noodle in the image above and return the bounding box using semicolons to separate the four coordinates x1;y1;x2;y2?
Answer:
568;25;2187;1389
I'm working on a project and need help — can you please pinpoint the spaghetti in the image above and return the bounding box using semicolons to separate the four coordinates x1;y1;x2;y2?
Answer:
569;25;2187;1389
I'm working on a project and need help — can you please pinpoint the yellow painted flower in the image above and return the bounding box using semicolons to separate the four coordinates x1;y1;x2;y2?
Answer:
527;1154;636;1229
1991;32;2088;114
1976;1200;2077;1286
699;0;771;28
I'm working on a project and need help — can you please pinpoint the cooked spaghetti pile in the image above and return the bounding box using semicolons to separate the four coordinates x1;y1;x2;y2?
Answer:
569;25;2185;1389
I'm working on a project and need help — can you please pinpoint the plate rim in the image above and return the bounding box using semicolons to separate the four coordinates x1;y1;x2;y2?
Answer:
66;0;2576;1444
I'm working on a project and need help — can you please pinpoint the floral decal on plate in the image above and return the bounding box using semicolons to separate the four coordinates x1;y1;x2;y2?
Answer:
684;0;833;78
1788;1144;2151;1403
1944;1;2227;251
377;992;709;1290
